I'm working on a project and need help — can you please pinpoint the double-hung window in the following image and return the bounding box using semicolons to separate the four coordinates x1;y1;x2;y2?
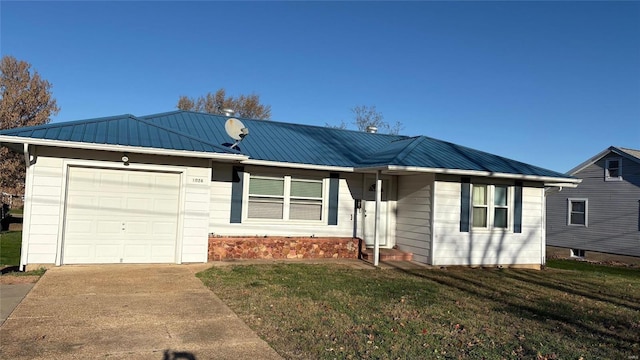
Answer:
289;179;323;220
568;198;588;226
247;175;323;221
605;158;622;181
471;184;510;229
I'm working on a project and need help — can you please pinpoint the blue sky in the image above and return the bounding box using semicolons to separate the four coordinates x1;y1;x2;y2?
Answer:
1;1;638;173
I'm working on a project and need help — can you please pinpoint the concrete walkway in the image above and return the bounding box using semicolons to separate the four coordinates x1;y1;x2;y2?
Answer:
0;264;282;360
0;283;34;325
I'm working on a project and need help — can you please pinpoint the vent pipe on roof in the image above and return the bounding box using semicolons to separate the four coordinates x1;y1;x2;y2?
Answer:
222;108;235;117
366;126;378;133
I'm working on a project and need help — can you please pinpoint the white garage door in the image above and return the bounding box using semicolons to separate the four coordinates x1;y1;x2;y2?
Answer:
63;167;180;264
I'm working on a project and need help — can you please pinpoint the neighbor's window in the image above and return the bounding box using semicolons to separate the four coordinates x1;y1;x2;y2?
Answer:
571;249;585;258
472;184;510;229
605;158;622;181
568;198;588;226
248;175;323;221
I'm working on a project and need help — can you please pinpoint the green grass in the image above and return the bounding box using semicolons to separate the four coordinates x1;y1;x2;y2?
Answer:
0;231;22;266
547;258;640;277
198;263;640;360
8;207;23;215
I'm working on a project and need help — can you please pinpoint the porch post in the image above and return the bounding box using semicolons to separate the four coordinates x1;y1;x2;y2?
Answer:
374;170;381;266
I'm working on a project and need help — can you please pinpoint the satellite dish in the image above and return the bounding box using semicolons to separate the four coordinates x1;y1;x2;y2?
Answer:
224;118;249;149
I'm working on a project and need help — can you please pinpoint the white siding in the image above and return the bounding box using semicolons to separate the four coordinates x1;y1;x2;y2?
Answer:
23;155;64;264
181;167;211;263
396;174;433;264
210;165;361;238
21;146;212;267
432;178;544;266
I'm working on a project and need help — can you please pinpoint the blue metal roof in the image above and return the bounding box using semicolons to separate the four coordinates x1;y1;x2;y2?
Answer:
142;111;406;167
1;110;572;179
0;114;239;154
359;136;568;178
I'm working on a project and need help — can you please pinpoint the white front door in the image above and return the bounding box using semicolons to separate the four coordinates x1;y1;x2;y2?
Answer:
63;167;180;264
362;176;389;247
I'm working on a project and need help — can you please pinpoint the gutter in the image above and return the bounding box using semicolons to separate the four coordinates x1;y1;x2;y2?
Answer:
0;136;249;162
356;165;582;185
241;159;354;173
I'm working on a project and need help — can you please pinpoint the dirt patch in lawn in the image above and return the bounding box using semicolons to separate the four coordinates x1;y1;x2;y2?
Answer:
0;275;40;284
0;266;45;284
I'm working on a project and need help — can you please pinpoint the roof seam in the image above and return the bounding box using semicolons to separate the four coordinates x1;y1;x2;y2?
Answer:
133;116;240;154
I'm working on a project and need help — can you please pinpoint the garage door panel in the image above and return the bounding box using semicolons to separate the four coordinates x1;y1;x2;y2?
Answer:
99;172;125;191
65;220;94;236
64;245;92;259
99;197;124;212
66;196;97;215
126;198;152;211
152;222;176;236
150;246;174;259
155;174;179;187
126;221;149;234
96;220;122;234
129;174;153;191
123;245;146;258
64;167;180;264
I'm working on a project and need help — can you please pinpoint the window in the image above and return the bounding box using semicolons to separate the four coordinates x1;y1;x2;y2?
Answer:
247;175;324;221
494;185;509;228
605;158;622;181
568;198;588;226
248;176;285;219
289;179;323;220
471;184;510;229
472;185;488;227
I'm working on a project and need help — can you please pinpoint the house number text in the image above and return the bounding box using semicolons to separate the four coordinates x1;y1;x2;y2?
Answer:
190;177;206;184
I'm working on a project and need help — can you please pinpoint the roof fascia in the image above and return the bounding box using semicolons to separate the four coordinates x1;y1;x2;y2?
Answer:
0;136;248;162
567;146;640;175
240;159;354;172
356;165;581;184
617;148;640;163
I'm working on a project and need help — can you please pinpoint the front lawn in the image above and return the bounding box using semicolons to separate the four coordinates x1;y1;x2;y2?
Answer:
0;231;21;266
197;261;639;359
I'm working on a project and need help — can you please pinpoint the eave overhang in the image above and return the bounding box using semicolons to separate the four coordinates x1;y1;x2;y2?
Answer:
356;165;581;186
240;159;354;172
0;135;248;162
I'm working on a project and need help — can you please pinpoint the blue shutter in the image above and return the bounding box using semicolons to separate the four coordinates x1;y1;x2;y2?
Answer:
514;181;523;233
230;166;244;223
460;177;471;232
328;173;339;225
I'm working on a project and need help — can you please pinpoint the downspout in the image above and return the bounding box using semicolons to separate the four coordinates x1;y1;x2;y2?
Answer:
19;143;31;271
541;188;546;267
374;170;381;266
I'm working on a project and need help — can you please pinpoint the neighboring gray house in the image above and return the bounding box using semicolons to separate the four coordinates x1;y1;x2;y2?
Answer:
546;146;640;258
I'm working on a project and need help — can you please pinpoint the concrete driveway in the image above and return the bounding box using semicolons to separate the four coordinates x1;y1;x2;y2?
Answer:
0;264;282;360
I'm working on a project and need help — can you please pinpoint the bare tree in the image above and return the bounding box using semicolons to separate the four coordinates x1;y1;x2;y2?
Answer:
177;88;271;120
327;105;404;135
0;56;60;199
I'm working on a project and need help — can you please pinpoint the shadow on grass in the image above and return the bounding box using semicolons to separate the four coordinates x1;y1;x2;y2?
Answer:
163;349;196;360
390;265;640;353
1;266;19;274
504;270;640;311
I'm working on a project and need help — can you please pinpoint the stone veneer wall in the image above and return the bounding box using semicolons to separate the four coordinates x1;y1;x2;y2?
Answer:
208;236;360;261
